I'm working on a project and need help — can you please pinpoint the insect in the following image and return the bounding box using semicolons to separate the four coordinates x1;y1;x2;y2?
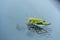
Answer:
26;18;51;34
28;18;51;26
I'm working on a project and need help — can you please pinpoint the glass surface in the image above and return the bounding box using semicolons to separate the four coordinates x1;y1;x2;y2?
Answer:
0;0;60;40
